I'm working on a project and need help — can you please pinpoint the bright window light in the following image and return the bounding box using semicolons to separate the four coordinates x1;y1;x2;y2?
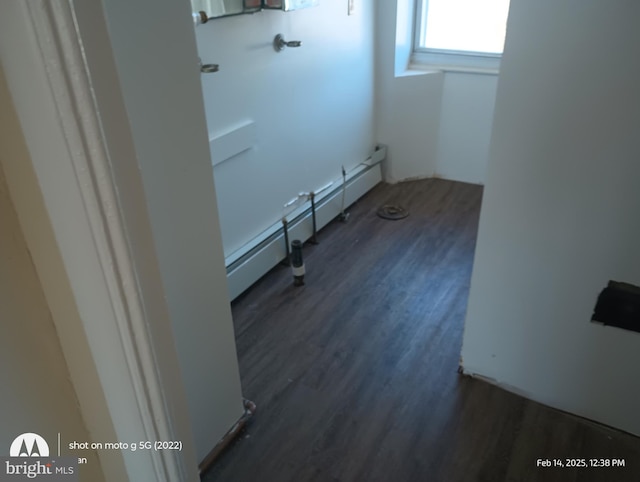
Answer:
418;0;510;55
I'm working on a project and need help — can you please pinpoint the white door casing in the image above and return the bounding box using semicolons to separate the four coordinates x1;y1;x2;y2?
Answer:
0;1;202;480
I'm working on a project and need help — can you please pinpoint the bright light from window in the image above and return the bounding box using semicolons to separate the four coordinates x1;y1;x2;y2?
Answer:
419;0;510;55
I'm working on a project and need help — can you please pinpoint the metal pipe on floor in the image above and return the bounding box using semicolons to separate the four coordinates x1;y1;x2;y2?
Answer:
309;182;333;244
309;192;318;244
281;217;290;266
290;239;305;286
339;166;350;222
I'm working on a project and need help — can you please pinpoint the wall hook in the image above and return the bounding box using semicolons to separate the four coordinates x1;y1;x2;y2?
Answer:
274;34;302;52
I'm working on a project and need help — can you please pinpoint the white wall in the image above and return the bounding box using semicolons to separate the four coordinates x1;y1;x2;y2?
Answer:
434;73;498;184
0;144;104;480
100;0;245;462
375;0;443;182
195;2;376;257
462;0;640;435
375;0;497;185
70;2;200;477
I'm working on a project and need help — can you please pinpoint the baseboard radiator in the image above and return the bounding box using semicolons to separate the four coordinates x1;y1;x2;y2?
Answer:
225;146;386;300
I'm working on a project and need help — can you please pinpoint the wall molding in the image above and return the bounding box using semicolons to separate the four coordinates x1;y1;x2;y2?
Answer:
1;1;195;480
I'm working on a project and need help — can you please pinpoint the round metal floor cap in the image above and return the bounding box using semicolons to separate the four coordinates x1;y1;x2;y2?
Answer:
377;205;409;220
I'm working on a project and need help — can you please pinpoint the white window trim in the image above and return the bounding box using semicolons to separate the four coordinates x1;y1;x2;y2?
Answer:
411;0;502;74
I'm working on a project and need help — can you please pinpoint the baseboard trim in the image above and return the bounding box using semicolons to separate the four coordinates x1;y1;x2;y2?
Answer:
198;399;257;475
226;160;383;300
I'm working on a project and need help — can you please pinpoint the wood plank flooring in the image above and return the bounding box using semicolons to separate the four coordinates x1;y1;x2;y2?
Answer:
203;179;640;482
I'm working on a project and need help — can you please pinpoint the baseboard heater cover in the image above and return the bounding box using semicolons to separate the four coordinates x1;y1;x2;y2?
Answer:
226;153;384;300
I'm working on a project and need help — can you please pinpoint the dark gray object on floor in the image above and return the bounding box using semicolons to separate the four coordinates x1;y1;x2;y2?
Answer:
377;204;409;220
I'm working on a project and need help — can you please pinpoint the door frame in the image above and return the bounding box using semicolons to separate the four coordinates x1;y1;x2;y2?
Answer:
0;1;198;480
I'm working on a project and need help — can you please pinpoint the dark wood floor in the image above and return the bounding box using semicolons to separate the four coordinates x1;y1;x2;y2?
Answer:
203;179;640;482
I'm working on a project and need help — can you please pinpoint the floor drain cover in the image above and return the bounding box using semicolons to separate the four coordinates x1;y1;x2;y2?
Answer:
377;205;409;220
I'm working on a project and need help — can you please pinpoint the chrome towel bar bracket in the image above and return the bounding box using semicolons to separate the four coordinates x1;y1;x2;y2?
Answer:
274;34;302;52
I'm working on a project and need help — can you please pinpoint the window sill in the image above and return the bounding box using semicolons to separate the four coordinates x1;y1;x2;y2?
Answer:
408;62;499;76
410;51;500;76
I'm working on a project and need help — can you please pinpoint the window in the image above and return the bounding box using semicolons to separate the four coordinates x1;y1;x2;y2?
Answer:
413;0;511;72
